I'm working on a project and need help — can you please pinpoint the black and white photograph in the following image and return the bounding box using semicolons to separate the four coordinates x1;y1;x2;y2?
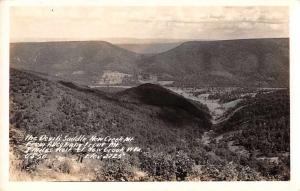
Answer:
5;3;292;183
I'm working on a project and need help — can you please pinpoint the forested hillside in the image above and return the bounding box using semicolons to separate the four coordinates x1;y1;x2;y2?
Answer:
9;69;290;181
216;90;289;155
212;90;290;179
10;69;217;181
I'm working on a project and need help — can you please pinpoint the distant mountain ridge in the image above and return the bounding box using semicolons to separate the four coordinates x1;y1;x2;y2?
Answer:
10;38;289;87
10;41;140;85
138;38;289;87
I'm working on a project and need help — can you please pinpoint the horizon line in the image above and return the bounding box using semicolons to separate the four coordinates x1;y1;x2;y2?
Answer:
10;36;290;44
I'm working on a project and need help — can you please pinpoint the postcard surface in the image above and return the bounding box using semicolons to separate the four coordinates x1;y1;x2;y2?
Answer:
2;0;295;188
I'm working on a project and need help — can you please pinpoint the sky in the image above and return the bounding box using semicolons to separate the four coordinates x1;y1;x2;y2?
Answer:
10;6;289;43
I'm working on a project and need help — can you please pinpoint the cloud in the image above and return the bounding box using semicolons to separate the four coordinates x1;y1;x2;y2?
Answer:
10;6;289;42
237;22;254;29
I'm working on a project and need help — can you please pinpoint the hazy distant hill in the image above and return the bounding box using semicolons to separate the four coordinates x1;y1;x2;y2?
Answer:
10;41;140;85
138;38;289;87
117;42;182;54
102;38;189;44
